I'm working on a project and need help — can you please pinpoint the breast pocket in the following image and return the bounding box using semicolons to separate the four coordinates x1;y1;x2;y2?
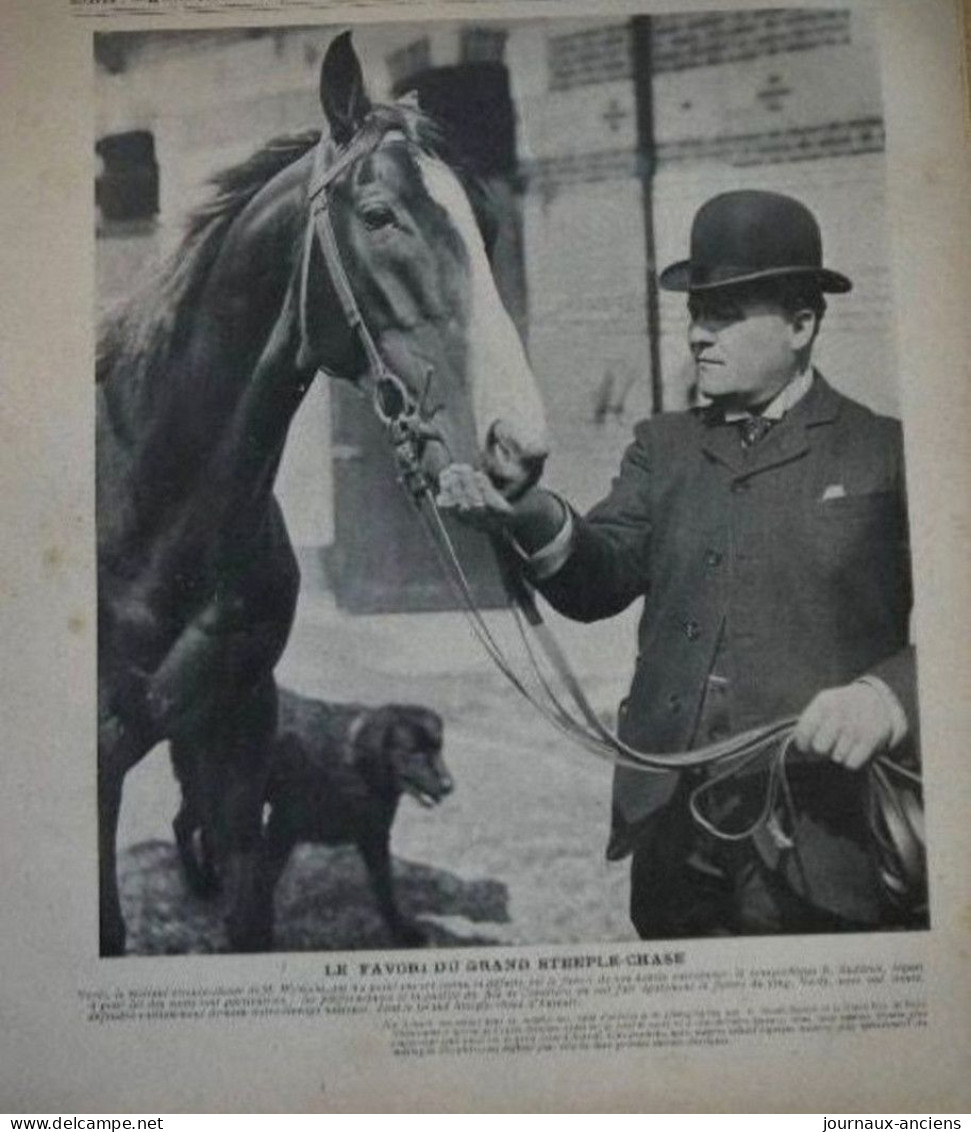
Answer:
808;491;904;578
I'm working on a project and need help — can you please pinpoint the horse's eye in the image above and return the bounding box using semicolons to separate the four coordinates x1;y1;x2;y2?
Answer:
361;205;396;232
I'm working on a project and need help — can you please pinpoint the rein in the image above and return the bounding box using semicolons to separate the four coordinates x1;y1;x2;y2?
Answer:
297;124;924;904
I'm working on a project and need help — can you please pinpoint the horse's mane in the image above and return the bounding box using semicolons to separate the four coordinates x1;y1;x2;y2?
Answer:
96;128;322;390
96;102;488;399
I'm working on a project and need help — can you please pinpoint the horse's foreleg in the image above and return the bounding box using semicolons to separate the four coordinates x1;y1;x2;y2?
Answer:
98;762;125;957
98;714;145;957
171;740;221;897
204;677;278;953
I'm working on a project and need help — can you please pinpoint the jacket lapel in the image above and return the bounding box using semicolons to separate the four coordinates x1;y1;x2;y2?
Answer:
699;372;842;477
698;410;748;476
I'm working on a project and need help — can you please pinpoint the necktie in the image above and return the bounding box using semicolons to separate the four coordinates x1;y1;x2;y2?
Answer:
737;415;776;449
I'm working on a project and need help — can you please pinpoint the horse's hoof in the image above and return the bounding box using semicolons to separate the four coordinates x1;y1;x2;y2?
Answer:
99;926;127;957
173;821;222;897
391;919;427;947
226;917;274;954
181;860;222;898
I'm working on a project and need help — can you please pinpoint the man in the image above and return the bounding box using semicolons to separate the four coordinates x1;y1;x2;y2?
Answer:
439;190;923;938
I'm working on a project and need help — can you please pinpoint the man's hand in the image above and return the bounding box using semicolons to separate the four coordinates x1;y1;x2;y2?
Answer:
793;682;902;771
437;467;569;554
436;465;514;532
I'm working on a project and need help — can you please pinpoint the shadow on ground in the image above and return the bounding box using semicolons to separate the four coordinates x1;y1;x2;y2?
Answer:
118;840;510;955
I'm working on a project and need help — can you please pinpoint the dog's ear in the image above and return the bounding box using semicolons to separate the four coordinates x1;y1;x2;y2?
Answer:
353;708;397;763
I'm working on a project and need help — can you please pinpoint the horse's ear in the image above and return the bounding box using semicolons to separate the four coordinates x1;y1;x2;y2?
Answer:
320;31;372;147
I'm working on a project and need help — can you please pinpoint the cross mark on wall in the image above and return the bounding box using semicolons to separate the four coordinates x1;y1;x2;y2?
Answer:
755;74;793;112
602;98;631;132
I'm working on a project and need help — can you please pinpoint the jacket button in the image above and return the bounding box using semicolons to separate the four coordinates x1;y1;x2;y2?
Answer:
683;619;701;640
667;693;682;714
731;480;750;493
705;549;723;567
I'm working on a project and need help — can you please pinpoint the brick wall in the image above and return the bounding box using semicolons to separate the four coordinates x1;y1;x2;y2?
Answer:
515;7;898;444
544;10;851;92
649;9;896;413
652;9;851;72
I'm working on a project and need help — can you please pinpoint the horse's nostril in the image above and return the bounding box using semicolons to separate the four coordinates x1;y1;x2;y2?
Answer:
488;419;550;464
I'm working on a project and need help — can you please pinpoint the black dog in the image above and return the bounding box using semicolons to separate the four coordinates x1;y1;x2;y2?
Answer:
172;688;452;947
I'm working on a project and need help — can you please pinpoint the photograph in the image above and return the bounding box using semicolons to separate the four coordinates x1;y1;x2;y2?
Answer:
5;0;971;1112
94;10;926;958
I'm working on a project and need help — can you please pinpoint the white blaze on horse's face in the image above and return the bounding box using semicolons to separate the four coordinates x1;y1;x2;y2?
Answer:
414;154;549;493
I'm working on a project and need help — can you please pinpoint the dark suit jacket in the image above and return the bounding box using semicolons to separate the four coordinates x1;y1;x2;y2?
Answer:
535;374;917;921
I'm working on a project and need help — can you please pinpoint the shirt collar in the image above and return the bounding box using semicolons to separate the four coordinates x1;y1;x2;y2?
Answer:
718;367;815;422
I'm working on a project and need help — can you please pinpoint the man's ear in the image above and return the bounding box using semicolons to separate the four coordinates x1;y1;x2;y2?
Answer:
790;307;819;352
320;31;372;147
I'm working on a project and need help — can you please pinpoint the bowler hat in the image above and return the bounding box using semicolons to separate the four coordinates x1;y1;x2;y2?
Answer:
659;190;852;293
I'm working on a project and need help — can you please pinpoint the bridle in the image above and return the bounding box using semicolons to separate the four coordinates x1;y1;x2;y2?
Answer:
299;125;433;501
297;121;924;911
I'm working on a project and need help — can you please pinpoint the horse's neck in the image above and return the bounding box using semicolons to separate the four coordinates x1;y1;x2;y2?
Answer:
196;276;311;521
148;288;315;588
107;166;324;588
146;167;318;502
171;190;308;461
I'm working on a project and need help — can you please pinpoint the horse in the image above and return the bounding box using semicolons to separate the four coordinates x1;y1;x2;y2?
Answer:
96;32;548;955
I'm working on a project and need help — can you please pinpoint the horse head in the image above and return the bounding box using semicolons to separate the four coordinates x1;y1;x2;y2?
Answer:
302;32;549;499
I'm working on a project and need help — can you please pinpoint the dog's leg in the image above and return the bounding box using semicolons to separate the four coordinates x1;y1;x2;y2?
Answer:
256;813;295;914
358;831;426;947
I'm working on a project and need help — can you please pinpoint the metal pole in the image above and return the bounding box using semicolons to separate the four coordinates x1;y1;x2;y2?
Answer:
630;15;663;414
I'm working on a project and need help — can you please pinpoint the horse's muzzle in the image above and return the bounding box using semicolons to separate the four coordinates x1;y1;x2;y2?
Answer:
481;419;549;501
415;431;455;487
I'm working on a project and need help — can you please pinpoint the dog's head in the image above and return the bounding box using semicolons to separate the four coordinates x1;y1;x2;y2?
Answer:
355;706;453;808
